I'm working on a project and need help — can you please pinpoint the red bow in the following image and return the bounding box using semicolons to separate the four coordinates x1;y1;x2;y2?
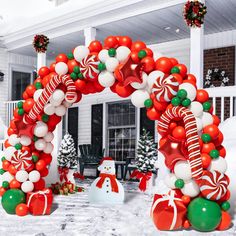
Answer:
58;167;69;182
130;170;152;192
96;173;119;193
73;172;85;180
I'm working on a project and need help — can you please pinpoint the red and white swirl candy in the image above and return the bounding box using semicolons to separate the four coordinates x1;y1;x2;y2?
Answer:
80;54;99;80
200;170;229;200
11;150;33;171
152;74;179;102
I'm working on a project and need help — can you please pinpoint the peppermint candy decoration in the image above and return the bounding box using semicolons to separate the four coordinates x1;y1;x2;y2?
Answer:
11;150;33;171
200;170;229;200
152;74;179;102
80;54;99;80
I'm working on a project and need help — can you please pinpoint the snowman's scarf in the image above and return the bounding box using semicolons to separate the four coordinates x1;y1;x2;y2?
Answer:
96;173;119;193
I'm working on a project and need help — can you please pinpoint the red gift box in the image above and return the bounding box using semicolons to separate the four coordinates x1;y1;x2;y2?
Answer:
151;190;186;231
27;188;53;216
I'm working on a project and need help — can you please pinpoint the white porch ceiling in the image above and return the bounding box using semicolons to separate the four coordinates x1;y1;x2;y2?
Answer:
10;0;236;60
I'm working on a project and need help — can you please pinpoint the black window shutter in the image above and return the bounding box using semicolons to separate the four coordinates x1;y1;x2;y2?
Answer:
140;108;155;138
91;104;103;154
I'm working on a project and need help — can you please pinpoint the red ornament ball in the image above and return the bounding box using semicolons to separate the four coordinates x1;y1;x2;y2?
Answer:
216;211;231;231
172;126;186;139
38;66;50;78
88;40;103;53
131;41;146;52
35;159;47;171
201;153;212;169
155;57;173;74
196;89;209;103
16;203;29;217
104;36;119;49
56;54;68;63
203;124;220;140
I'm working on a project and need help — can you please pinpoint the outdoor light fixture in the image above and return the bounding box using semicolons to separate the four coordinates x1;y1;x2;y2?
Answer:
0;71;4;81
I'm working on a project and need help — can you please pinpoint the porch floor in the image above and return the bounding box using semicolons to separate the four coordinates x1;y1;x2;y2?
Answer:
0;179;235;236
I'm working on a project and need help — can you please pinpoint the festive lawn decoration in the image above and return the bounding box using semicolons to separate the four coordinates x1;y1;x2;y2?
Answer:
0;35;231;232
50;182;84;195
33;34;49;53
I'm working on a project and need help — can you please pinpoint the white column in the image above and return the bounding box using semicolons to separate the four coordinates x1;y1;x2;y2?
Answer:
84;27;96;47
37;52;47;72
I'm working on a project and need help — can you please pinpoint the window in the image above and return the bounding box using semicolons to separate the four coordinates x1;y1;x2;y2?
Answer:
140;108;155;138
107;101;136;161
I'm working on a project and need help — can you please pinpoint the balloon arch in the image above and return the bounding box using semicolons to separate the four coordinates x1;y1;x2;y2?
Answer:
0;36;231;231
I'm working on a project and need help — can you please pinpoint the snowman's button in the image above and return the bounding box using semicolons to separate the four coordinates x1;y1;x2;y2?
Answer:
106;180;109;183
106;185;109;187
106;191;109;193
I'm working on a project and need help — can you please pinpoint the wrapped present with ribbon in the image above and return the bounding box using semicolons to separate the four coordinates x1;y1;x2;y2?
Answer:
151;190;187;231
130;170;152;192
27;189;53;216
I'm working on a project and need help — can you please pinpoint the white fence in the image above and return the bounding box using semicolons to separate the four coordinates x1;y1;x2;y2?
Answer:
5;100;21;127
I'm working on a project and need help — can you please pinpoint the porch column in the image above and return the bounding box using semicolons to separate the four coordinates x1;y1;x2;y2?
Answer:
84;27;96;47
37;52;47;72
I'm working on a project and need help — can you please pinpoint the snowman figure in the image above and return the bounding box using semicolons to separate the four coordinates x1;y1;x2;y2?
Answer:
89;157;125;204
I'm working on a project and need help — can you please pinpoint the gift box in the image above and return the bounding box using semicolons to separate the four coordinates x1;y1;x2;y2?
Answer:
27;189;53;216
151;190;186;231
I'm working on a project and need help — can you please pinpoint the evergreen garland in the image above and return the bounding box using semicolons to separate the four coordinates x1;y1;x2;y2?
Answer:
136;128;158;174
57;133;78;169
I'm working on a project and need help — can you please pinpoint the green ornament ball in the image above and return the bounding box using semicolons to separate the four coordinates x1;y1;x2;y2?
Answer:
201;133;211;143
18;108;24;116
171;97;181;106
210;149;219;159
171;66;180;74
67;52;74;60
175;179;185;189
17;101;23;109
98;62;106;71
1;156;6;161
144;99;153;108
187;197;222;232
15;143;22;150
0;168;5;175
70;72;77;80
35;82;42;89
73;66;80;74
221;201;230;211
33;136;38;142
1;189;26;214
182;98;191;107
108;48;116;57
32;155;39;163
177;89;187;100
2;181;9;189
138;50;147;59
203;101;211;111
78;73;84;79
42;114;49;122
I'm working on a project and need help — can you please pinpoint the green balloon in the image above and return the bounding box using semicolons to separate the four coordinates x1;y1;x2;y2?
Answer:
171;97;181;106
108;48;116;57
1;156;6;162
203;101;211;111
201;133;211;143
67;52;74;60
144;99;153;108
2;181;9;189
177;89;187;100
35;82;42;89
221;201;230;211
182;98;191;107
187;197;222;232
210;149;219;159
138;50;147;59
17;101;23;109
171;66;180;74
175;179;184;189
98;62;106;71
18;108;24;116
0;168;5;175
32;155;39;163
70;72;77;80
15;143;22;150
42;114;49;122
78;73;84;79
73;66;80;74
2;189;26;214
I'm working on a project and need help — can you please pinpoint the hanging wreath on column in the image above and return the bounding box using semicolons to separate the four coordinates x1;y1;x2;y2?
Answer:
33;34;49;53
205;68;229;88
183;0;207;27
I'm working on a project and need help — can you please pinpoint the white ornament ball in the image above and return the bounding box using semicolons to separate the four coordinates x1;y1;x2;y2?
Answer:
209;157;227;174
174;161;192;181
181;179;200;197
55;62;68;75
98;71;115;87
44;142;54;154
2;172;14;183
28;171;41;183
105;57;119;72
44;104;55;115
73;45;89;62
131;90;150;108
35;139;46;151
34;121;48;138
21;181;34;193
147;70;165;89
201;112;213;128
33;89;43;102
164;173;177;189
44;132;54;142
195;117;203;132
55;105;67;116
16;170;29;182
52;89;65;103
4;147;16;161
189;101;203;117
131;72;148;89
8;134;20;146
98;49;109;63
20;135;32;146
179;83;196;101
116;46;131;62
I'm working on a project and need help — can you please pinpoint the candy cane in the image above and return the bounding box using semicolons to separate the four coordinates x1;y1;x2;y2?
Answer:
158;106;203;181
24;74;76;124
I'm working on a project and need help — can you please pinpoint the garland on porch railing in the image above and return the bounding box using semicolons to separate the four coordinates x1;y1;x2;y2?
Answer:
33;34;49;53
183;0;207;28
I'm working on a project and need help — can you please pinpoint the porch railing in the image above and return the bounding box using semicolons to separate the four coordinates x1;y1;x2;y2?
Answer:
5;100;22;127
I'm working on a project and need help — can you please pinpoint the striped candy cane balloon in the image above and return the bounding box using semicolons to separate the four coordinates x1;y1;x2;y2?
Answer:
158;106;203;181
80;54;99;79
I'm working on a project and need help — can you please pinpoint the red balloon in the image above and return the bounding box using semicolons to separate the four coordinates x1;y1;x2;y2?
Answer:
196;89;209;103
214;131;224;146
203;124;220;139
155;57;173;74
185;74;196;84
40;153;52;165
22;91;30;100
2;160;11;171
104;36;119;49
216;211;231;231
141;56;155;73
143;48;153;57
201;142;216;154
89;40;103;52
171;73;183;84
4;139;11;148
50;62;56;72
152;98;168;112
21;146;31;153
217;145;226;158
118;36;132;48
47;114;61;131
75;91;82;103
35;159;47;171
26;85;36;97
115;83;135;98
0;187;6;196
16;203;29;217
201;153;212;169
93;81;105;92
169;58;179;66
175;64;187;78
13;108;23;120
146;107;161;120
131;41;146;52
56;53;68;63
38;66;50;78
33;77;42;85
172;126;186;139
9;179;21;189
9;119;17;129
110;81;118;93
39;168;49;177
23;98;35;113
7;127;17;136
8;165;18;176
34;178;46;191
67;59;79;73
130;51;140;63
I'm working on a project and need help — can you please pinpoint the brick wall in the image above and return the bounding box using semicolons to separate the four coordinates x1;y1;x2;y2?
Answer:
204;46;235;120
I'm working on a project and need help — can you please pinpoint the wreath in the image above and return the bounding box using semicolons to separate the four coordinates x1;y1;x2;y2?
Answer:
183;0;207;27
33;34;49;53
205;68;229;88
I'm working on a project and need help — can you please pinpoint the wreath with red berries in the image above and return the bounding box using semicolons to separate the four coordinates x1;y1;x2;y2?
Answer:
183;0;207;27
33;34;49;53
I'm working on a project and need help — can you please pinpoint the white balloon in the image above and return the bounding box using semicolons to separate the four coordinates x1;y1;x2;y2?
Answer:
21;181;34;193
4;147;16;161
20;135;31;146
181;179;200;197
179;83;196;101
147;70;165;89
131;72;148;89
33;89;43;102
105;57;119;72
2;172;14;182
63;100;73;108
28;170;40;183
164;173;177;189
55;62;68;75
174;161;192;181
195;117;203;132
52;89;65;103
74;45;89;62
35;139;46;151
98;71;115;87
209;157;227;174
116;46;131;62
44;142;54;154
34;121;48;138
201;112;213;128
55;105;67;116
44;103;55;115
16;170;29;182
131;90;150;108
189;101;203;117
98;49;109;63
8;134;20;146
44;132;54;142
